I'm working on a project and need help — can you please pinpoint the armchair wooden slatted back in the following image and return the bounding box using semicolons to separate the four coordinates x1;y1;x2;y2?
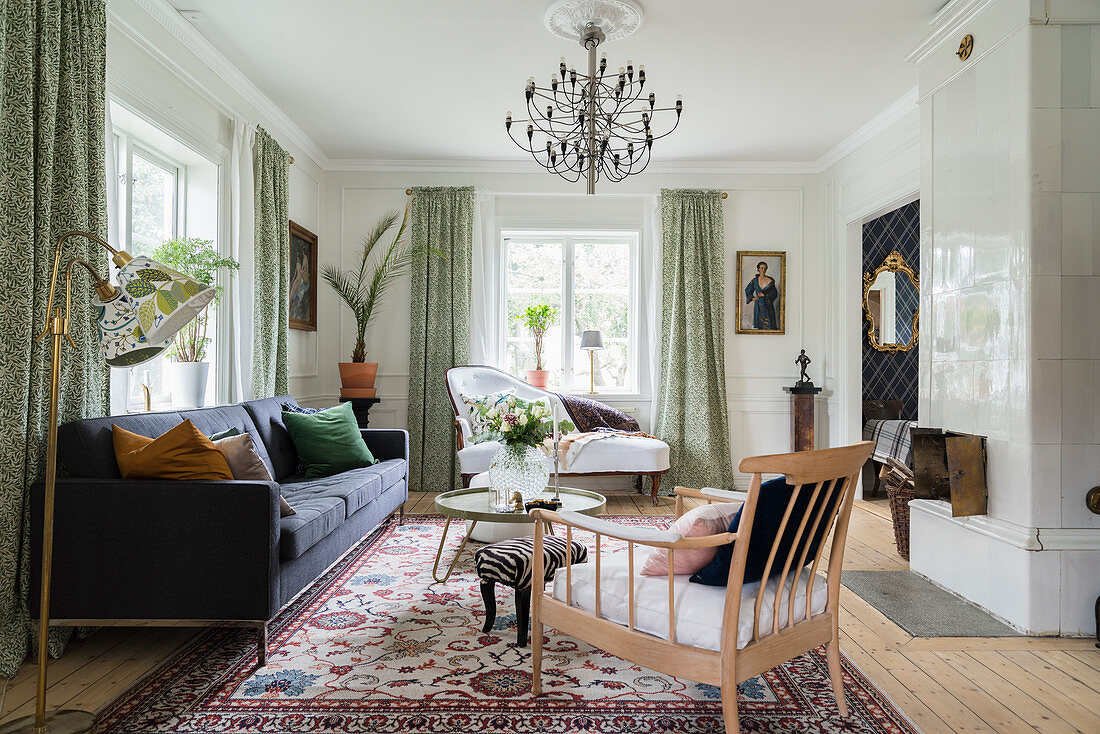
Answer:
530;441;874;734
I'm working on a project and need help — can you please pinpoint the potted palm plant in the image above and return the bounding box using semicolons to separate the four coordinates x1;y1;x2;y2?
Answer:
520;303;558;388
151;237;239;408
323;207;439;397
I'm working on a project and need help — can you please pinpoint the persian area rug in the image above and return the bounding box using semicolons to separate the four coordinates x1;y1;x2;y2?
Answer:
100;516;918;733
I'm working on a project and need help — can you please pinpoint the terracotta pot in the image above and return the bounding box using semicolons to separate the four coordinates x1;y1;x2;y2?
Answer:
339;362;378;399
526;369;549;388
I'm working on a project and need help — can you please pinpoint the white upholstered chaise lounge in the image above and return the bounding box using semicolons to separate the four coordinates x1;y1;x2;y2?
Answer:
444;365;670;503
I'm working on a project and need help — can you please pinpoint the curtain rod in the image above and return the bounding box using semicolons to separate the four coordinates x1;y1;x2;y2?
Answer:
404;188;727;199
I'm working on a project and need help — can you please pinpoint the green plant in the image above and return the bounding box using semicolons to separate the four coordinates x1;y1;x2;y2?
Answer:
520;303;559;371
151;237;239;362
322;208;441;362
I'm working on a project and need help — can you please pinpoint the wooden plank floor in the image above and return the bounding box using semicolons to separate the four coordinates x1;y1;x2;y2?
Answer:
2;493;1097;733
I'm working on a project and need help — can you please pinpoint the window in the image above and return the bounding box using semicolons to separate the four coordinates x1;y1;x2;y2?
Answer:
111;107;221;411
502;231;638;393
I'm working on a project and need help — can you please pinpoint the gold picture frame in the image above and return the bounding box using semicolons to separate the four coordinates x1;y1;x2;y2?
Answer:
862;250;919;353
735;251;786;334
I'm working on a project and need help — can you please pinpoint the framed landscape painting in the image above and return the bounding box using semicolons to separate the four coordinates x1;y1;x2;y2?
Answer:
735;250;786;334
289;221;318;331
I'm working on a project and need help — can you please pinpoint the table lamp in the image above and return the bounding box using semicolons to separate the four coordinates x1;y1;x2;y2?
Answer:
579;330;603;394
0;231;215;734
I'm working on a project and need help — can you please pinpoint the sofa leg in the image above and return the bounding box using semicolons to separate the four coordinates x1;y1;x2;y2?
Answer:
399;503;405;525
461;474;473;488
257;622;268;667
650;474;661;506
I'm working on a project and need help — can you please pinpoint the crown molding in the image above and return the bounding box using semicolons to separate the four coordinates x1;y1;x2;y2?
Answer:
814;86;918;172
325;157;819;175
906;0;1001;66
125;0;329;169
324;89;918;176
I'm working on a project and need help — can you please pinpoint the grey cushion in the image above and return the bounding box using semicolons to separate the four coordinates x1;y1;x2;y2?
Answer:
277;493;346;560
242;396;302;481
282;466;383;518
178;406;275;478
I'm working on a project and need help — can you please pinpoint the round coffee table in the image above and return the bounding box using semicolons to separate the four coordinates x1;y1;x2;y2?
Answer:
431;486;605;583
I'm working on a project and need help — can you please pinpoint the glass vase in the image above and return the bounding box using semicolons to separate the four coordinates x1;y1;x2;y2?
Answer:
488;443;551;512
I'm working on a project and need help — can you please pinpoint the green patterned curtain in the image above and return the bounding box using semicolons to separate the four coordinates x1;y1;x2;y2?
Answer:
407;187;474;492
654;189;734;490
252;127;290;398
0;0;108;676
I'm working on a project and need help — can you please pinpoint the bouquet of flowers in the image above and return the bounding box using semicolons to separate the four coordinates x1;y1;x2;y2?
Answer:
472;396;574;449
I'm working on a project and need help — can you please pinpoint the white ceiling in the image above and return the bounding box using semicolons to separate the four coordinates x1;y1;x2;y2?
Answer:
170;0;944;163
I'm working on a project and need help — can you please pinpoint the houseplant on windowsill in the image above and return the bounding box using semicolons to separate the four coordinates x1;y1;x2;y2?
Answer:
322;207;440;398
521;303;558;389
473;396;574;511
151;237;239;408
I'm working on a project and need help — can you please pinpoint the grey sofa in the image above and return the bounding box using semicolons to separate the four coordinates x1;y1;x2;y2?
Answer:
29;396;408;663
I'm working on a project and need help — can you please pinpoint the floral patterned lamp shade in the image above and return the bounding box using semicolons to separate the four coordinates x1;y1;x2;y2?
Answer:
115;255;216;346
93;289;172;367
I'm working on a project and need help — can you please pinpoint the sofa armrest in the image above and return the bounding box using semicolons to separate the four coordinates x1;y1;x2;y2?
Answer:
30;478;281;622
361;428;409;463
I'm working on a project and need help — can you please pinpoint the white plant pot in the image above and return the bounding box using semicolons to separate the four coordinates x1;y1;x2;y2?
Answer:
165;361;210;409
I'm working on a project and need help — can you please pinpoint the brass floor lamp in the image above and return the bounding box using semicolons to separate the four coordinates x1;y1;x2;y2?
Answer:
0;231;214;734
579;330;603;394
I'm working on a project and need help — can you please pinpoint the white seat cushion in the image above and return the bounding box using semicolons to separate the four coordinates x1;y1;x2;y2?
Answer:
551;547;828;650
458;435;671;476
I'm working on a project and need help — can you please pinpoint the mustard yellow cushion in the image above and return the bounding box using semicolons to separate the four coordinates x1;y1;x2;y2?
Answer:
113;420;234;481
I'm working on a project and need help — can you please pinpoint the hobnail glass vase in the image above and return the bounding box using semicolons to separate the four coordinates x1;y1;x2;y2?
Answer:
488;443;550;512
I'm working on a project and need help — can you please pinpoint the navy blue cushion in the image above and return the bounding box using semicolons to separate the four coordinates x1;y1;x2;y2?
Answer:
690;477;839;587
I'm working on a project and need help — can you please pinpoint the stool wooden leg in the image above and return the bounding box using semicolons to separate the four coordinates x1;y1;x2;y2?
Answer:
515;587;531;646
480;581;497;634
650;473;661;505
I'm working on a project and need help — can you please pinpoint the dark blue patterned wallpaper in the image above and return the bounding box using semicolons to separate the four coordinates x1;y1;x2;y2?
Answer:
862;201;920;420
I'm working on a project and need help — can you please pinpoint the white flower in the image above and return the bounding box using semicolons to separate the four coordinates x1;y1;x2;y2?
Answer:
501;422;511;433
518;414;528;426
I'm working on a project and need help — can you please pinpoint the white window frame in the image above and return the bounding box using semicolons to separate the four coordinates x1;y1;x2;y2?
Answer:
115;132;187;256
500;229;640;394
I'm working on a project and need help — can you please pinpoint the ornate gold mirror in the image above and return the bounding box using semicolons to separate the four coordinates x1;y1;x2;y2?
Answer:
863;250;919;352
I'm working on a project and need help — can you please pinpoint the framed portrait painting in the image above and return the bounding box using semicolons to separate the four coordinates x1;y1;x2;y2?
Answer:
735;250;786;334
289;221;318;331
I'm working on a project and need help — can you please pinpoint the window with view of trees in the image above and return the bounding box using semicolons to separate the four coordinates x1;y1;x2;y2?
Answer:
502;231;637;392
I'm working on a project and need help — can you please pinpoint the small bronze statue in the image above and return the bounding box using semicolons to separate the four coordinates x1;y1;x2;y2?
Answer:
511;491;525;512
795;349;814;387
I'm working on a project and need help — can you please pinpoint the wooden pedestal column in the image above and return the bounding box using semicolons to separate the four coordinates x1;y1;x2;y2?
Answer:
783;385;822;452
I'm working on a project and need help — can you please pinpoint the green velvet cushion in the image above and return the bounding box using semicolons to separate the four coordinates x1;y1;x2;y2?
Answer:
281;402;376;479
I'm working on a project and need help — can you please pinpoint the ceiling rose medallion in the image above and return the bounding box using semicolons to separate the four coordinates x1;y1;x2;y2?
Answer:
506;0;682;194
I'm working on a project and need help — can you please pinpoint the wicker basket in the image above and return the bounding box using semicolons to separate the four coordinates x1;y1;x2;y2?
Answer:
883;462;916;560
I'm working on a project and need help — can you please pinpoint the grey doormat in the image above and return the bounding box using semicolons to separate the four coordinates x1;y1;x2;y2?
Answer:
841;570;1021;637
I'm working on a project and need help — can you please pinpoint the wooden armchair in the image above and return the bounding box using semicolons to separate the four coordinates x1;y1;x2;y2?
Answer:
529;442;874;733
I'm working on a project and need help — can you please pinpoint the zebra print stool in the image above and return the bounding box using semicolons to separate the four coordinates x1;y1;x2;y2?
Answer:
474;535;588;646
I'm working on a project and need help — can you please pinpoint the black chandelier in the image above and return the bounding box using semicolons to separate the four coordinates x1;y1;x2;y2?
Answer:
506;21;682;194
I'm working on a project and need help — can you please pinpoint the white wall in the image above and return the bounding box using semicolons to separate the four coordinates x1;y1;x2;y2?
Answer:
320;168;822;488
106;0;325;401
908;0;1100;636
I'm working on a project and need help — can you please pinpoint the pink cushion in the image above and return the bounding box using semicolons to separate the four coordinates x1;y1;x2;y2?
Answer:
640;502;743;576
